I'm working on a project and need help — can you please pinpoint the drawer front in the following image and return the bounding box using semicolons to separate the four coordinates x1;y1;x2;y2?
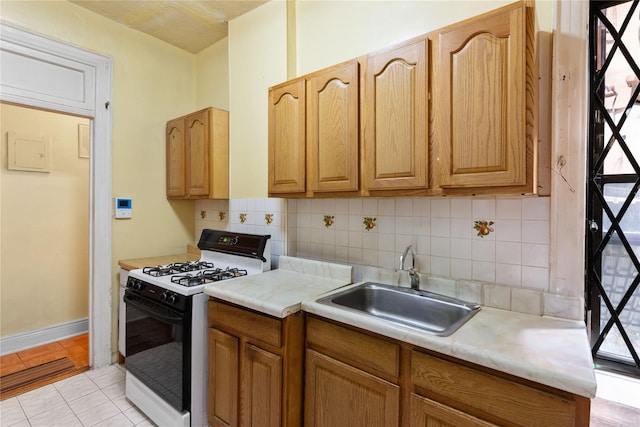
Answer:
411;351;575;426
306;316;399;381
209;300;281;348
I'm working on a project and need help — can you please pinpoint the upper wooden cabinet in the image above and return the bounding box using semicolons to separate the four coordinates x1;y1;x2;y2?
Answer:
435;2;535;193
268;60;360;197
364;37;429;194
268;78;306;195
166;107;229;200
267;1;542;198
308;60;360;194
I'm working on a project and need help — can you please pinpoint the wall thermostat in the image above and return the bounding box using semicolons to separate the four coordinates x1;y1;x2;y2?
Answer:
114;197;132;219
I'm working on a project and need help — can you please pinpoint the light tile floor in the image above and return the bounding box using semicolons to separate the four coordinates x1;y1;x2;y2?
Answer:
0;364;155;427
595;369;640;409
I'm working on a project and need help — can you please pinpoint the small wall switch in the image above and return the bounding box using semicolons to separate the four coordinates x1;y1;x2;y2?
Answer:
114;197;132;219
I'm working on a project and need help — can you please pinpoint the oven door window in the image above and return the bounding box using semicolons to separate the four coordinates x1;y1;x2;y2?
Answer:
124;291;191;412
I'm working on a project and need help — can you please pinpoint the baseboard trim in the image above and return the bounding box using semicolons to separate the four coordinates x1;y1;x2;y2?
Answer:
0;318;88;355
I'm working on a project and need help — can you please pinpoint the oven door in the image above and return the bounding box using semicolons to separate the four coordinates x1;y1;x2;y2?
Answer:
124;290;191;412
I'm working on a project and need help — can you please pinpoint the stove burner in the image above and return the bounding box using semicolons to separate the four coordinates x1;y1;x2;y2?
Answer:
143;261;215;277
170;268;248;287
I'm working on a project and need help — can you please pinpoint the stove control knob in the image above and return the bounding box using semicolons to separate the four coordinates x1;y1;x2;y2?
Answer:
128;278;144;291
161;291;177;305
166;293;177;304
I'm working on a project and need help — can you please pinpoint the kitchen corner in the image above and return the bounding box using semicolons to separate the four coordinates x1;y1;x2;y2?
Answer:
204;252;596;426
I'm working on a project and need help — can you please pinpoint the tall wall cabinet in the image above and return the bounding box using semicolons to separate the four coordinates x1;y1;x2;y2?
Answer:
166;107;229;199
268;1;543;198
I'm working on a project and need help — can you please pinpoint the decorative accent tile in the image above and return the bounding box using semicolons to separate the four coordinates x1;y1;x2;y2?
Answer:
200;210;206;219
473;220;494;237
323;215;334;228
363;217;376;231
265;213;273;225
239;213;247;224
218;211;226;220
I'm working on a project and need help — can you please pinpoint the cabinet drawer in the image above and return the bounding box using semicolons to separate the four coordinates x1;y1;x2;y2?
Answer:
306;316;399;381
411;350;575;426
209;300;281;348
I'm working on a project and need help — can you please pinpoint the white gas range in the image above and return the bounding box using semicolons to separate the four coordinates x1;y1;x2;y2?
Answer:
123;229;271;427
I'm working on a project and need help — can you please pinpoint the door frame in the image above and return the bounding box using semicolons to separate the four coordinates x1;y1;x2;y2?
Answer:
0;22;113;368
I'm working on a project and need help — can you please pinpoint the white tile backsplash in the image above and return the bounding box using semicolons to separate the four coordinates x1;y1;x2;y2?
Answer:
202;195;579;320
472;198;496;218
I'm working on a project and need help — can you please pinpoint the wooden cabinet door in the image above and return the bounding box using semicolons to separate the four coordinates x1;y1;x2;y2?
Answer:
364;37;428;192
304;349;399;427
208;329;239;427
166;117;186;198
411;394;497;427
437;4;528;189
240;343;282;427
307;59;360;193
268;78;306;195
185;109;210;197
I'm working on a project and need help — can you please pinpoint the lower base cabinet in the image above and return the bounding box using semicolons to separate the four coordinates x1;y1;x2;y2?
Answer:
208;309;590;426
410;394;497;427
305;315;591;427
305;349;400;427
207;299;303;427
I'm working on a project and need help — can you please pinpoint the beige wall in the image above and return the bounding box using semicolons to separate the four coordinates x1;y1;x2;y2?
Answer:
228;0;287;198
0;104;90;335
195;37;230;111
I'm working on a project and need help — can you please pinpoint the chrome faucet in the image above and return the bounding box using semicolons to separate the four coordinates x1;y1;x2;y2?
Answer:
400;245;420;290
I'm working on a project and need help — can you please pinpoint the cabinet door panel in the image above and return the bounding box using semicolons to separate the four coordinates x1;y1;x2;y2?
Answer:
438;5;527;188
208;329;239;427
364;38;428;191
411;394;497;427
268;79;306;194
166;118;186;198
305;349;399;427
241;343;282;427
308;60;359;193
186;110;210;197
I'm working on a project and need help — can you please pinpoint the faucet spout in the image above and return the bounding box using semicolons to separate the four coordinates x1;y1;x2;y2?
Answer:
400;245;420;290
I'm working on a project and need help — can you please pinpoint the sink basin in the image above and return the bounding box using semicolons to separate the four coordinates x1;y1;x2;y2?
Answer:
316;282;481;336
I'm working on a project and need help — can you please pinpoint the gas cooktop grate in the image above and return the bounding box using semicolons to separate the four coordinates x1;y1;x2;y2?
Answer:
170;268;248;286
143;261;215;277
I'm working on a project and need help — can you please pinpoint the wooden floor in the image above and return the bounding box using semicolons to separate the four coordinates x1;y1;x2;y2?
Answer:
0;333;89;400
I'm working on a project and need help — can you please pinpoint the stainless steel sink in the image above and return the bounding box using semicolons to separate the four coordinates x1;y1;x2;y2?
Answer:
316;282;481;336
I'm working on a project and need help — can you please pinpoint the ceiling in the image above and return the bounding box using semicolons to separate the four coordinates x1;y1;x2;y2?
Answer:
70;0;268;54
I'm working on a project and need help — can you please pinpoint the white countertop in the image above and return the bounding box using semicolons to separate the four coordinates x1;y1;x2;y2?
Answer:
203;255;353;318
303;282;598;399
205;256;596;399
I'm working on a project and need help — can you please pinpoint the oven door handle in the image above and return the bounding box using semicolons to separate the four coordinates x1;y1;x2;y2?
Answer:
123;293;185;324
